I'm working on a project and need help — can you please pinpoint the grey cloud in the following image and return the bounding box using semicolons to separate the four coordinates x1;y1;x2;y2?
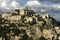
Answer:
0;0;21;12
38;0;60;3
28;0;60;3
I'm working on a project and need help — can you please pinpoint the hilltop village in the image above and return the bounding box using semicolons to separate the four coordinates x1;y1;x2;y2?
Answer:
0;7;60;40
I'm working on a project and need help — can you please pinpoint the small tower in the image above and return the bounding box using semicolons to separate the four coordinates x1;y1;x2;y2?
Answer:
26;6;28;10
19;7;29;16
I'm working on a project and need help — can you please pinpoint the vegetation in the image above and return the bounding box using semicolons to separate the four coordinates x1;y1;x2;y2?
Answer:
0;11;59;40
38;36;47;40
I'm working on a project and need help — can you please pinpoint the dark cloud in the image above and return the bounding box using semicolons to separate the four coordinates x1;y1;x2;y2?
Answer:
38;0;60;3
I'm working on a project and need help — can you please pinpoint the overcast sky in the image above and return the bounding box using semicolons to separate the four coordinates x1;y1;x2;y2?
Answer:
0;0;60;21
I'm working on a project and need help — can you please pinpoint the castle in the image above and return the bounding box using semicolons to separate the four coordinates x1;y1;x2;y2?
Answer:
0;7;60;40
1;7;49;23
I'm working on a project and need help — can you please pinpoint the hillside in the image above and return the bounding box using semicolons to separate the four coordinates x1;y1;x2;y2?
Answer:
0;8;60;40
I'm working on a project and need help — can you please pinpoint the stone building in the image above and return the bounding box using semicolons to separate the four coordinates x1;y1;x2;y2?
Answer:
40;14;49;19
2;13;11;18
11;9;20;15
1;7;36;23
7;15;21;23
20;7;35;16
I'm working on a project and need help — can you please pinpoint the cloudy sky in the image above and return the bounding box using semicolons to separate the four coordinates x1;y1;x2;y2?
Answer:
0;0;60;21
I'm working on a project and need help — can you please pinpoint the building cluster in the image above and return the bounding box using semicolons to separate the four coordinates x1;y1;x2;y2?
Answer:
1;7;49;23
0;7;60;40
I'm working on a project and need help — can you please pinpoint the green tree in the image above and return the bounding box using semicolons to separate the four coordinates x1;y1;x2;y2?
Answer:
39;36;47;40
